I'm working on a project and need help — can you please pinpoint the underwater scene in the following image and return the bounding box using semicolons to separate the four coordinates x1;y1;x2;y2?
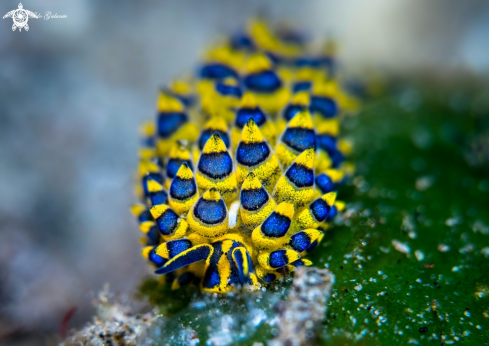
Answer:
0;1;488;346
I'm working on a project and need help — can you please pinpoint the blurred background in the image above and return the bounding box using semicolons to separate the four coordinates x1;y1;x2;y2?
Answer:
0;0;488;344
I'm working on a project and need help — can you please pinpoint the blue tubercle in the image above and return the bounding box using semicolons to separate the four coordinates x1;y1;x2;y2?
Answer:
199;63;238;80
286;162;314;188
315;173;334;194
236;142;270;166
310;198;331;222
157;112;188;138
282;128;316;152
289;232;311;252
310;96;338;118
199;130;230;150
241;188;269;211
155;209;178;236
198;152;233;179
269;250;289;268
166;159;193;179
235;107;267;128
243;70;282;93
193;198;227;225
261;212;291;238
170;177;197;200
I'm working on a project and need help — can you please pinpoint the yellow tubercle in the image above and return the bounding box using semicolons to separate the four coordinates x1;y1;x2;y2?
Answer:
295;147;316;169
315;118;340;136
245;54;272;74
168;141;192;161
240;92;258;108
251;201;294;251
157;92;184;112
288;109;315;130
202;132;227;154
239;172;277;231
273;148;316;210
240;118;264;144
187;188;229;238
291;91;310;106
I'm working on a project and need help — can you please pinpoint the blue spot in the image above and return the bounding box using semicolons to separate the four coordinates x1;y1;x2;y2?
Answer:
329;148;346;168
315;173;334;194
241;187;269;211
317;135;345;167
194;198;227;225
149;190;168;206
156;209;178;236
283;104;307;121
166;159;193;179
199;63;238;80
149;248;166;267
282;128;316;152
157;112;188;138
310;96;338;118
326;205;338;222
142;173;164;196
199;130;230;150
198;152;233;179
146;226;160;246
261;212;291;238
269;250;289;268
310;198;331;222
236;142;270;166
235;107;267;128
170;177;197;200
216;82;242;98
138;210;153;223
244;70;282;93
166;239;193;258
292;81;312;93
286;163;314;188
316;134;337;152
289;232;311;252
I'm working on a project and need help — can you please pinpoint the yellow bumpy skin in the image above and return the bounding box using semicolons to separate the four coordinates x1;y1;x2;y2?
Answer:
131;19;357;293
235;118;281;194
252;201;294;251
290;192;337;233
275;109;316;170
273;148;316;210
168;162;199;215
240;172;277;232
187;188;229;238
195;133;238;204
231;93;277;151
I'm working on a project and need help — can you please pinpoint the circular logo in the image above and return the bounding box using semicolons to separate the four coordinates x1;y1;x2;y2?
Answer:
13;9;27;25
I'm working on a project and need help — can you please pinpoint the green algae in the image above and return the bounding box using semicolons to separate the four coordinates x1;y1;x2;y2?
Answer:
139;87;489;345
318;88;489;345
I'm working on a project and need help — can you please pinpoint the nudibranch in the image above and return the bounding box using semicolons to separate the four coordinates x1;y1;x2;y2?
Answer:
132;19;356;293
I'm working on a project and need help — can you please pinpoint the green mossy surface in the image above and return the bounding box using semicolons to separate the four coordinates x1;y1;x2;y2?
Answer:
140;87;489;345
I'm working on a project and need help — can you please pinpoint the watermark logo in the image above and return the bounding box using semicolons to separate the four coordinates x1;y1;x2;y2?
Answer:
3;3;39;32
3;3;67;32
